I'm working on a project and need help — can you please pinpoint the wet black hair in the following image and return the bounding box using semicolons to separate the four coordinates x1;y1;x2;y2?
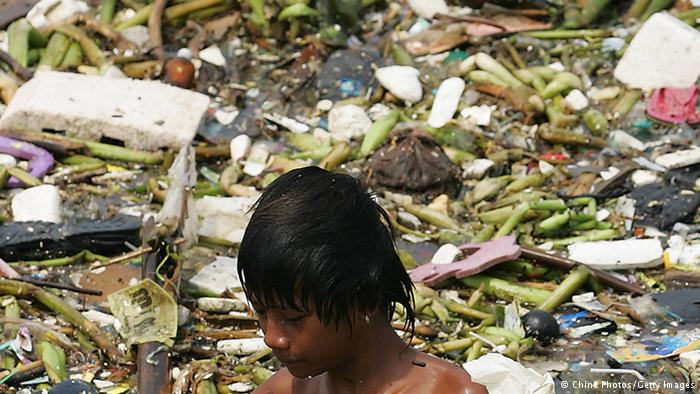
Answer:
237;166;415;335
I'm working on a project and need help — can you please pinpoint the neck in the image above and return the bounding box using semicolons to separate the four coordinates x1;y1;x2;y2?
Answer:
324;320;409;394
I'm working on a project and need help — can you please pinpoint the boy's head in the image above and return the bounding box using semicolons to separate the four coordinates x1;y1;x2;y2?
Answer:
238;166;415;331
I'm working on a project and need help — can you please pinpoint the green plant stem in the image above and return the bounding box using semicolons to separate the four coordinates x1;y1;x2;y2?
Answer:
538;265;591;312
460;276;551;305
0;279;124;364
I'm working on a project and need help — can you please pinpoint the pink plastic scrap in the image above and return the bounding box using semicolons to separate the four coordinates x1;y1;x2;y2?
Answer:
409;236;521;286
646;86;700;125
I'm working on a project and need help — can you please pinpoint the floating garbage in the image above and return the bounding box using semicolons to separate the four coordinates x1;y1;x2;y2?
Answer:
0;0;699;391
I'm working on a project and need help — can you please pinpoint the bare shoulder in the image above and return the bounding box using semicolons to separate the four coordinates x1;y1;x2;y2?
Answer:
414;353;489;394
252;368;294;394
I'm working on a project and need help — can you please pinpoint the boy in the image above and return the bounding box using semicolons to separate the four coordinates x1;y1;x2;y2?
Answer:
238;166;487;394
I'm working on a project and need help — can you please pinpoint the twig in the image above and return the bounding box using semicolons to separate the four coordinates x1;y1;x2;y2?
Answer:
15;277;103;296
0;49;32;80
149;0;169;61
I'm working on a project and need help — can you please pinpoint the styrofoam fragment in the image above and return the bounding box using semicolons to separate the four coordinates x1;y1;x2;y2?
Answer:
655;148;700;169
0;71;209;150
428;77;465;128
568;239;663;270
27;0;89;28
217;338;268;356
609;130;645;152
0;154;17;167
199;45;227;67
375;66;423;104
460;105;494;126
563;89;588;111
230;135;252;162
463;159;494;179
631;170;660;187
188;256;241;295
215;109;239;125
431;244;461;265
264;113;310;133
614;13;700;89
11;185;62;223
197;297;247;313
407;0;448;19
328;104;372;141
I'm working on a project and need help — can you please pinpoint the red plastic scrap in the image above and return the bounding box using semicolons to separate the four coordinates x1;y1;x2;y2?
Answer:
646;86;700;125
409;236;521;286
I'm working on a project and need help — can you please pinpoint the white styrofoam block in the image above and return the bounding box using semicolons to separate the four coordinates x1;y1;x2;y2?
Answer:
230;135;251;162
614;13;700;90
568;239;663;270
609;130;645;152
564;89;589;111
0;71;210;150
328;104;372;141
217;338;268;356
631;170;660;187
655;148;700;169
11;184;62;223
428;77;465;128
188;256;241;295
431;243;461;265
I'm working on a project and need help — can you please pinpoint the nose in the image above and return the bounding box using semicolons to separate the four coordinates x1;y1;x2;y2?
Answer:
262;317;291;350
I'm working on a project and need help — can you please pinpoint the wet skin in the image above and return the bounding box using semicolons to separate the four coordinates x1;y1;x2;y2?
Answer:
251;302;488;394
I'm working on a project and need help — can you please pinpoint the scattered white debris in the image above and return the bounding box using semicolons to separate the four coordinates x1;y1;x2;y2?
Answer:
564;89;589;111
230;135;252;162
463;159;494;179
199;45;227;67
460;105;494;126
568;239;664;270
406;0;448;19
215;108;239;125
264;113;310;134
316;99;333;112
428;77;465;128
614;12;700;89
631;170;660;187
27;0;89;28
82;310;117;327
655;148;700;169
368;103;392;121
463;353;555;394
217;338;269;356
666;235;700;267
538;160;555;175
431;244;462;265
609;130;645;152
188;256;242;295
397;211;422;229
0;154;17;167
328;104;372;141
197;297;247;313
11;185;63;223
375;66;423;104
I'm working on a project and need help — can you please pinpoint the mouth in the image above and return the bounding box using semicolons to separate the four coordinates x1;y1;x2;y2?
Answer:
275;355;301;366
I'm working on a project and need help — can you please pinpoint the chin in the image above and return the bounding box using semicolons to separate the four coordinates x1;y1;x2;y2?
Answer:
286;363;324;379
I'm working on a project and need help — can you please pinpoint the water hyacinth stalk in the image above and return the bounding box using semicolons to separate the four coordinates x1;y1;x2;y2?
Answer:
467;70;509;87
319;141;351;171
279;3;318;20
505;173;546;195
641;0;674;20
8;19;32;68
582;109;609;136
624;0;651;20
524;29;611;39
101;0;117;24
460;275;551;305
466;175;513;205
538;265;591;312
474;53;524;88
564;0;612;28
38;32;70;69
39;341;66;384
360;110;399;156
59;41;83;68
514;69;546;92
248;0;267;29
541;72;583;99
494;203;529;238
401;203;461;231
536;210;571;233
55;25;105;68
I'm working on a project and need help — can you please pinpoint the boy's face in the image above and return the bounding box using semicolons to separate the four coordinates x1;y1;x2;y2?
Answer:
251;298;361;378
